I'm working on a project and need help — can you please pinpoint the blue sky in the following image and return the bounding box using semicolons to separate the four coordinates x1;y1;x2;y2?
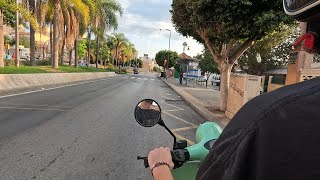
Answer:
113;0;204;59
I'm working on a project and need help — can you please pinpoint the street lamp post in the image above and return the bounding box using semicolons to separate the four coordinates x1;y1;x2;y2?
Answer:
15;0;19;67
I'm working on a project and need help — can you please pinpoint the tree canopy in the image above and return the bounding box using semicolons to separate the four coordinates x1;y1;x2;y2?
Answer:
155;50;178;68
171;0;293;45
171;0;295;111
198;49;219;75
238;26;300;75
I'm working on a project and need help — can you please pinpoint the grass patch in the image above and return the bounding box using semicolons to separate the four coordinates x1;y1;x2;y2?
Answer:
0;66;48;74
0;65;121;74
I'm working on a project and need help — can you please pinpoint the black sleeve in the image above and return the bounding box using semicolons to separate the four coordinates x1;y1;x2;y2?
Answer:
196;78;320;180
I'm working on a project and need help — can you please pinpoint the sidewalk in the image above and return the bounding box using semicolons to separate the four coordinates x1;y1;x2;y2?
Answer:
161;77;230;127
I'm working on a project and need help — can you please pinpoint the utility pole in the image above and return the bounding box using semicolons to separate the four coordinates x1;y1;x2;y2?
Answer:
87;26;91;68
15;0;20;67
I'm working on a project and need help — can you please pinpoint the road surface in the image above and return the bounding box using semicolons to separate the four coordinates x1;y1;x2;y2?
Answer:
0;73;206;179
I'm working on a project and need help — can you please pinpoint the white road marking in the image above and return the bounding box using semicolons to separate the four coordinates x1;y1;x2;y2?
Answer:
137;78;141;80
143;78;148;80
130;77;135;79
162;99;184;110
151;79;155;81
0;107;66;111
0;103;71;108
163;111;197;127
163;109;183;112
162;96;176;100
172;126;197;133
0;78;112;99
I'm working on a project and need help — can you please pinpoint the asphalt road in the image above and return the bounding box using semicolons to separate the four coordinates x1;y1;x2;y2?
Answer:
0;73;206;180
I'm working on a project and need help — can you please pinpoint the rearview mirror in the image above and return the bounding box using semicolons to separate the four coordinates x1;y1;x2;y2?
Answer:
134;99;161;127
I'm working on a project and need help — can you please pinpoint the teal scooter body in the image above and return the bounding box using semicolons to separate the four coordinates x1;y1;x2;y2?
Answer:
134;99;223;180
172;122;223;179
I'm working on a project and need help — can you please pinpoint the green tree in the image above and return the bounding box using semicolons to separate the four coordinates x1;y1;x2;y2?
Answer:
99;43;111;66
77;40;87;59
198;49;219;87
109;33;128;66
132;58;143;68
91;0;123;68
238;26;300;75
155;50;178;68
171;0;294;111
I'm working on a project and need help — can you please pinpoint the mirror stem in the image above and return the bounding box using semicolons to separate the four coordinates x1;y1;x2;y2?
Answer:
159;120;178;149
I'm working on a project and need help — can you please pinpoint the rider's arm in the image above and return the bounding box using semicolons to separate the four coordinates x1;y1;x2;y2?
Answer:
148;147;174;180
152;166;173;180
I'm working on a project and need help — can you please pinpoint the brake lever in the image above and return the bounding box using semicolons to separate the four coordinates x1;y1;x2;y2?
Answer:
137;156;149;168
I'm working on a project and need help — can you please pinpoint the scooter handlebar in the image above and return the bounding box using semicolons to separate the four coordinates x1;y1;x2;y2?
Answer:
137;156;149;168
137;149;189;169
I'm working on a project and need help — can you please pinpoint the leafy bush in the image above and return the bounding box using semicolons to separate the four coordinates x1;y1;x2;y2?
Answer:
5;60;15;66
21;60;31;66
106;62;115;69
36;60;51;66
153;66;160;72
5;59;32;66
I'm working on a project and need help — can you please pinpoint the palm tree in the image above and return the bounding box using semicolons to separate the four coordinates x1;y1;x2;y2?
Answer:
0;8;4;67
124;42;135;66
88;0;123;68
29;0;36;66
52;0;62;68
182;42;188;53
49;0;89;68
110;33;128;67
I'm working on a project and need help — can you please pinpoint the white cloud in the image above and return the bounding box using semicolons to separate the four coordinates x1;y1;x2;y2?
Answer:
113;0;204;58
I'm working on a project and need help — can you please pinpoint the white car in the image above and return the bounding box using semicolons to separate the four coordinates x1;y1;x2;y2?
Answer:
211;75;220;86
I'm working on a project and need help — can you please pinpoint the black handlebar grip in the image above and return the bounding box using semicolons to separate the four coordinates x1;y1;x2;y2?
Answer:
144;159;149;168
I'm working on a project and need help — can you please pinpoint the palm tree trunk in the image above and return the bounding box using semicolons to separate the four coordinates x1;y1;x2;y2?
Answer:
115;46;118;67
29;0;36;66
74;38;78;68
74;14;79;68
87;28;91;68
96;36;99;68
50;23;53;65
69;50;72;66
53;0;61;68
0;10;4;67
60;38;65;65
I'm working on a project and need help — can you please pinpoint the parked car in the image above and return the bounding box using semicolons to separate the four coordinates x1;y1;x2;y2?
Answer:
211;75;220;86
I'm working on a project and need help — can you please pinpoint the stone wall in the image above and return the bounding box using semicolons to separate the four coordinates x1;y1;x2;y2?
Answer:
226;74;262;119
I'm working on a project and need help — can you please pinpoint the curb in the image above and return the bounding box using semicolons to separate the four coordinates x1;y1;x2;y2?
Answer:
159;77;229;127
0;72;116;95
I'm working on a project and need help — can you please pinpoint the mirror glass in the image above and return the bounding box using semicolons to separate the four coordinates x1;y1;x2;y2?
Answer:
134;99;161;127
284;0;318;11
